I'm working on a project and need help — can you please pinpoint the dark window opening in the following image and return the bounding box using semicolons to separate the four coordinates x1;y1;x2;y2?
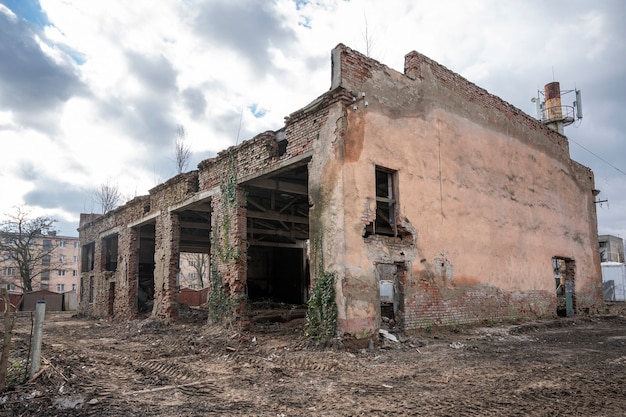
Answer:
366;167;398;237
81;242;95;272
277;139;288;156
103;234;119;272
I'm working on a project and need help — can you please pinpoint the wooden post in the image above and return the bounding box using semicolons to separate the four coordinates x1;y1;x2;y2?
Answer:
29;301;46;379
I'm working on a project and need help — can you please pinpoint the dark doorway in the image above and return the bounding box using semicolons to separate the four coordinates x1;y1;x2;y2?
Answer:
137;223;156;314
108;282;115;316
244;161;310;307
553;256;576;317
376;262;406;331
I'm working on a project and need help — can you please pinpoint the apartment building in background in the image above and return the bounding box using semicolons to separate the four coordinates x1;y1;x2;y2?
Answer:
598;234;625;263
1;233;80;294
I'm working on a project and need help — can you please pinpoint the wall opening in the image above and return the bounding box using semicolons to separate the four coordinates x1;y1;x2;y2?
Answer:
365;167;398;237
81;242;95;272
136;223;156;314
376;262;406;332
553;256;576;317
247;245;308;304
108;281;115;316
244;162;310;310
103;234;118;272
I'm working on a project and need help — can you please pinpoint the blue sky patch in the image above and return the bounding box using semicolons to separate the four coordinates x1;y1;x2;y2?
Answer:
248;104;267;119
1;0;49;27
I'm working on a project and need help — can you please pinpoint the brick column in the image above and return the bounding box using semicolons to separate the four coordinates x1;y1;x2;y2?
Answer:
210;186;247;304
153;212;180;321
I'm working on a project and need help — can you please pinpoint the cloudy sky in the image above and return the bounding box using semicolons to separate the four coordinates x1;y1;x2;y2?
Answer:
0;0;625;240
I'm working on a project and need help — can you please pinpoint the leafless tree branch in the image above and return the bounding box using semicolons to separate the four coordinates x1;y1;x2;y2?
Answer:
175;124;192;174
93;178;122;214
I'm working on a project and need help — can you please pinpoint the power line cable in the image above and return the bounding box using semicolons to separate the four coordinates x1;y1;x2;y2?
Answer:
569;138;626;177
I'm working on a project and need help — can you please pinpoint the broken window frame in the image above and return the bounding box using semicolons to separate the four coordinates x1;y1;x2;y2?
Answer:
367;166;398;237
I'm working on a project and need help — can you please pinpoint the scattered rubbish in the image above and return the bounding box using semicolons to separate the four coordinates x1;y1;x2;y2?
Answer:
449;342;465;349
379;329;399;342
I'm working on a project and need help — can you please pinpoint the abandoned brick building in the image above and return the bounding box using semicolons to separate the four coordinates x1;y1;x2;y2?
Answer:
78;44;602;338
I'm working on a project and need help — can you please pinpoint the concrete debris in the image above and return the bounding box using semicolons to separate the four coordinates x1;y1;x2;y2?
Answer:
379;329;399;342
54;396;85;409
449;342;465;349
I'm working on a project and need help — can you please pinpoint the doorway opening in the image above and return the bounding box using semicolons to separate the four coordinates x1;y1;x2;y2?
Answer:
247;245;308;304
136;223;156;314
376;262;407;332
553;256;576;317
244;162;310;323
108;282;115;316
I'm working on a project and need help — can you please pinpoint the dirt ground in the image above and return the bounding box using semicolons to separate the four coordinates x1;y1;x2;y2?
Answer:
1;304;626;417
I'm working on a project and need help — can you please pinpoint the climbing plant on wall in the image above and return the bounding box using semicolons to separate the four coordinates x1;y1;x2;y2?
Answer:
305;270;338;339
207;152;240;323
206;266;233;324
213;153;240;263
305;238;338;339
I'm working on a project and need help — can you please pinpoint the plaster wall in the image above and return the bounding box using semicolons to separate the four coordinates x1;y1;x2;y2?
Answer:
332;45;601;336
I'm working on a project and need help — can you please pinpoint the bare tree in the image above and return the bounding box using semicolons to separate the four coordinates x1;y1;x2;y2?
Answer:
362;14;376;58
175;124;192;174
93;178;122;214
0;206;58;292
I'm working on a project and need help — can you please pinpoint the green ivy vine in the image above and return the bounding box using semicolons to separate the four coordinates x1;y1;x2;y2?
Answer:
305;238;338;339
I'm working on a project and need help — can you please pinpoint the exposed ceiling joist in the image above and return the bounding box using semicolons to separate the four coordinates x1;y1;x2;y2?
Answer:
247;228;308;240
179;221;211;230
247;179;307;195
246;211;308;224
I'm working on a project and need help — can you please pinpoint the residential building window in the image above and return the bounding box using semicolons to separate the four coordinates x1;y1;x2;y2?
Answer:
73;256;78;262
73;241;79;249
3;267;16;276
189;272;196;280
189;284;197;290
2;253;10;260
366;167;398;237
43;239;52;251
59;255;66;263
41;270;50;281
72;284;76;291
57;284;65;292
58;270;66;276
41;284;49;290
72;270;77;277
58;241;67;248
42;255;51;265
189;260;197;267
1;283;15;291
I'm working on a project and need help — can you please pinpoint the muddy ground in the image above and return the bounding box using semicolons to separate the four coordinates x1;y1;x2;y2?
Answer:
1;304;626;417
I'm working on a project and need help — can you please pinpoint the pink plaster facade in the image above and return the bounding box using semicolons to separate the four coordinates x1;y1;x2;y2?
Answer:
315;45;601;336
